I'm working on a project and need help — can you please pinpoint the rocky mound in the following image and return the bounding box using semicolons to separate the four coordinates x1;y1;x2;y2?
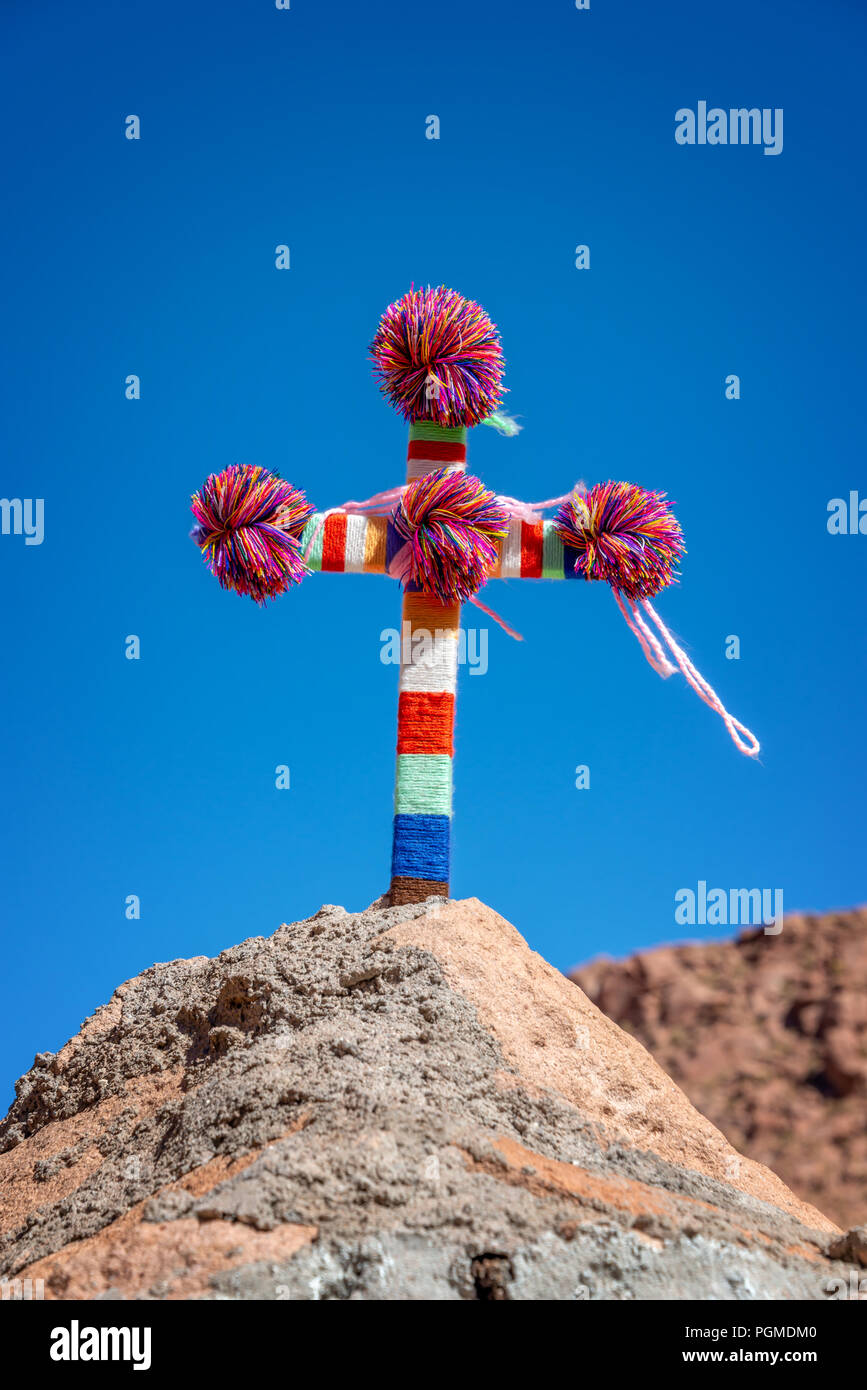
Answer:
0;898;857;1300
571;907;867;1231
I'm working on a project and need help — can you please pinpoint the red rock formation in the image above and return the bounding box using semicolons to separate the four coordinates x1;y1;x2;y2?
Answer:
571;907;867;1231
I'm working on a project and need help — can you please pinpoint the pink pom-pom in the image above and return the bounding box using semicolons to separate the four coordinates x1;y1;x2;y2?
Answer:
370;286;506;427
392;468;510;604
554;482;685;602
191;464;314;605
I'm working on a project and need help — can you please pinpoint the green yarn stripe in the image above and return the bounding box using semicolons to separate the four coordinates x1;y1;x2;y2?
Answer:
300;515;324;571
394;754;453;816
409;422;468;445
542;522;565;579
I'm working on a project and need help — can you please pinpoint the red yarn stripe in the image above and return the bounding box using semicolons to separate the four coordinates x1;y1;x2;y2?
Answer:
406;440;467;463
520;521;544;578
321;513;347;571
396;692;456;755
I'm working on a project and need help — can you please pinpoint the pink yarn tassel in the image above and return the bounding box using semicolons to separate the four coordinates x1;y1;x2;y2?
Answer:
613;592;760;757
612;590;676;678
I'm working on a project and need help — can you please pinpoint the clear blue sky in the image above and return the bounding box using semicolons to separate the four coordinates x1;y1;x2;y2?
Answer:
2;0;866;1108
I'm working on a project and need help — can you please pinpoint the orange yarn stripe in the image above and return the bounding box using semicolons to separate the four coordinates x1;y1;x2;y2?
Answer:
402;592;461;633
363;515;387;571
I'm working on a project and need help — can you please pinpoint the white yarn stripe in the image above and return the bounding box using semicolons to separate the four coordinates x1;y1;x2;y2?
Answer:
343;514;367;572
398;628;459;694
499;518;523;577
405;458;467;480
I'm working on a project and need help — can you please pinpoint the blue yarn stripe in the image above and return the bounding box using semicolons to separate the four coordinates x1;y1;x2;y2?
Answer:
391;814;450;880
385;519;403;571
563;543;582;579
387;518;424;591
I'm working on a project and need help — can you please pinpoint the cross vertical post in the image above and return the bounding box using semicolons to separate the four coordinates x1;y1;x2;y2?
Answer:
389;422;467;905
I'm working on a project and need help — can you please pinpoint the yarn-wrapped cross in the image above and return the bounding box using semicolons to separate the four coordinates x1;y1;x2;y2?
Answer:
191;286;759;906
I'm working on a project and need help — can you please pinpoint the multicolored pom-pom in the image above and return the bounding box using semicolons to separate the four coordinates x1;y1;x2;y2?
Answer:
392;468;510;604
370;286;506;428
190;464;315;604
554;481;685;602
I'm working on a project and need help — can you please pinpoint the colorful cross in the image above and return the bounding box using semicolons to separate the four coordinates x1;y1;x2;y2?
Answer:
191;286;758;908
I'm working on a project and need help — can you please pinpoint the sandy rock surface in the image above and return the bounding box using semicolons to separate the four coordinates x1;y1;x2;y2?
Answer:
0;898;855;1300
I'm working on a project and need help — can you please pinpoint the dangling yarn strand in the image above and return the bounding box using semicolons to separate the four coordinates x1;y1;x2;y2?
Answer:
611;589;676;678
640;601;760;757
554;480;758;756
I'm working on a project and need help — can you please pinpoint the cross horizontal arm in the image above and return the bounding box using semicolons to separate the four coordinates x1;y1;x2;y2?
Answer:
299;513;582;582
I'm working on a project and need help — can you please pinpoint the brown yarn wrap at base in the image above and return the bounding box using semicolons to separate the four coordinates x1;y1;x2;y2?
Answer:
389;876;449;906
